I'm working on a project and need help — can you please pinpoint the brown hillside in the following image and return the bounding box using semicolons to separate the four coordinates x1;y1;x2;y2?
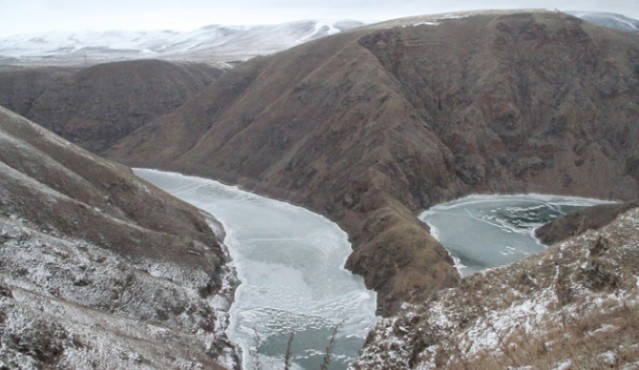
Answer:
0;66;76;116
536;199;639;245
0;106;226;270
0;60;223;153
104;11;639;315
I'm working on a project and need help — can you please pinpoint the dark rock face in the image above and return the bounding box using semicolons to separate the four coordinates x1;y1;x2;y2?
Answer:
4;11;639;315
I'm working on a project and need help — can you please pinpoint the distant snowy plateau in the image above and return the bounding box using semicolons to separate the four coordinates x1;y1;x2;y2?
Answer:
1;12;637;67
567;11;639;33
0;20;364;67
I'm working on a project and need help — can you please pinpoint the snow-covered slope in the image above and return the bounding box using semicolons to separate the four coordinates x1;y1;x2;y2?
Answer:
0;106;239;369
0;20;363;66
0;218;237;370
570;11;639;33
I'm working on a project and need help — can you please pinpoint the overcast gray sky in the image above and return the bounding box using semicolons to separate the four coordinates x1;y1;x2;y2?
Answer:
1;0;638;37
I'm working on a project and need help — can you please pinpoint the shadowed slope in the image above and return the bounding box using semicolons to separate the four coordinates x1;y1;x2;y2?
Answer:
0;60;223;153
0;66;76;116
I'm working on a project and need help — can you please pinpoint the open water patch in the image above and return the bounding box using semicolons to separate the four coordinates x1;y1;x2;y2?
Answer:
419;194;613;276
134;169;377;370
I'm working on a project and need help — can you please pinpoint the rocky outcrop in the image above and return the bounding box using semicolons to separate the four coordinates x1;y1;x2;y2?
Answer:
0;106;238;369
4;11;639;315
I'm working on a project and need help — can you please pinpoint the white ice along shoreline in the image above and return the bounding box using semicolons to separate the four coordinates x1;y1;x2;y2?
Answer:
134;169;378;370
419;193;615;276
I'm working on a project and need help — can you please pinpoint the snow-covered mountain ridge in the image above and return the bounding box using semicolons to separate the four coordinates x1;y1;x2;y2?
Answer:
1;11;636;67
0;20;363;66
568;11;639;33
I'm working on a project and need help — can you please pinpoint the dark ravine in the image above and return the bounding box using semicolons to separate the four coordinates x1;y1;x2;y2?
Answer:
0;106;239;369
3;11;639;316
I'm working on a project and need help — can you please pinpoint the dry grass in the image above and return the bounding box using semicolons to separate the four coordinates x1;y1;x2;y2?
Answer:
438;298;639;370
354;208;639;370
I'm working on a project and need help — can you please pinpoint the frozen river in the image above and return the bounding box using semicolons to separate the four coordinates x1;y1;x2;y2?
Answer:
135;168;607;367
135;169;377;370
420;194;611;275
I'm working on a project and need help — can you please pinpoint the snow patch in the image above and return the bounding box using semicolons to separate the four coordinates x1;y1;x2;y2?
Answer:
413;21;440;26
406;13;470;27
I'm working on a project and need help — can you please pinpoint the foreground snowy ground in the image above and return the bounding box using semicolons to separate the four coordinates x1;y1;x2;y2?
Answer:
0;106;239;369
0;214;238;370
353;207;639;369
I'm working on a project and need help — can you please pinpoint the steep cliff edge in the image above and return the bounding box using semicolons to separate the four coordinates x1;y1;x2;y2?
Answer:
0;106;238;369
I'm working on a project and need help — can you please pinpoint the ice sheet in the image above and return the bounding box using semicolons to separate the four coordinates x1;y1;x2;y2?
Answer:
135;169;377;370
